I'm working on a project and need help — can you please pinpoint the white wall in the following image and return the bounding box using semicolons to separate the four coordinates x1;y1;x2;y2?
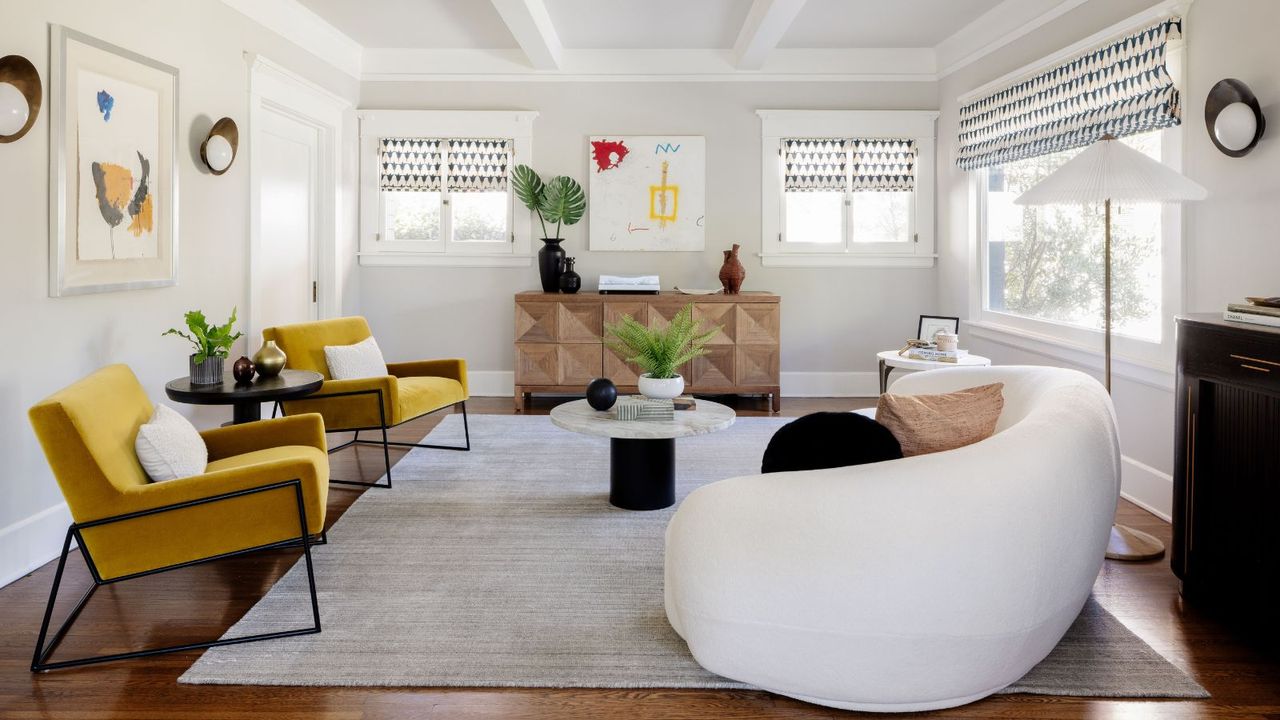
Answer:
0;0;359;588
357;81;940;396
936;0;1280;518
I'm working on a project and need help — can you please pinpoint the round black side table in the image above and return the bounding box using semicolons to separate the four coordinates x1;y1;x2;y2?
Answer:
165;369;324;424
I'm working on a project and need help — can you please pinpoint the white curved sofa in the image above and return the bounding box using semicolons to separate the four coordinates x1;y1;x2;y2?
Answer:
664;366;1120;713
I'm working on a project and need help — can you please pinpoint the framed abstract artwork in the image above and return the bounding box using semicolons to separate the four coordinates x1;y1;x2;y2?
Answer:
49;25;178;296
588;135;705;251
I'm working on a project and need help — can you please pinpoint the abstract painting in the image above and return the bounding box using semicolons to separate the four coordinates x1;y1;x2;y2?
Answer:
588;136;705;251
50;26;177;296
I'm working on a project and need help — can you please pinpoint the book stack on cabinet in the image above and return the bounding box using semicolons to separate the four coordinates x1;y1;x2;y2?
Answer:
514;291;781;411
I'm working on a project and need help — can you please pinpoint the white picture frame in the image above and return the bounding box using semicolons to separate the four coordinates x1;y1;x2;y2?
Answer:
49;25;179;296
587;135;705;252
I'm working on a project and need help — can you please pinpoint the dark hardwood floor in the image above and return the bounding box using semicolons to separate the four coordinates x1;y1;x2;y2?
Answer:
3;396;1278;719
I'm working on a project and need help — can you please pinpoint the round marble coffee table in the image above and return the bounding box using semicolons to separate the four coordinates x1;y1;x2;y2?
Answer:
549;398;736;511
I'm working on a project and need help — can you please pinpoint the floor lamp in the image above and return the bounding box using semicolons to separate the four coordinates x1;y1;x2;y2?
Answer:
1015;134;1207;562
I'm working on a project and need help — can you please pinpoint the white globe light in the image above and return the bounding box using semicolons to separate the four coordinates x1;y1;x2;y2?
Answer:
0;81;30;137
204;133;234;172
1214;101;1257;151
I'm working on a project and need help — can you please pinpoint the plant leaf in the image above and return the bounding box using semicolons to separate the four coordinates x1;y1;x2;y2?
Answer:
539;176;586;227
511;165;545;213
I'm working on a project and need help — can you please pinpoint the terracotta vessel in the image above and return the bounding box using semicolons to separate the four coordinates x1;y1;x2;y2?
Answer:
718;243;746;294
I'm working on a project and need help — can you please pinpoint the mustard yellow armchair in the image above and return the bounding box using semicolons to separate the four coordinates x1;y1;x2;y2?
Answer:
263;316;470;489
27;364;329;672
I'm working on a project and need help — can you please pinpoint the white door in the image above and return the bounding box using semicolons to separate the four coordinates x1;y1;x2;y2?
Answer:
253;106;320;336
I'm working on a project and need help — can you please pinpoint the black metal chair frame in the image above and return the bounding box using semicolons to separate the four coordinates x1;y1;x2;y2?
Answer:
274;387;470;489
31;479;323;672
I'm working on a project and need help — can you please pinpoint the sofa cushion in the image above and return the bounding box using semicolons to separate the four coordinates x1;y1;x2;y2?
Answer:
134;404;208;482
876;382;1004;456
761;411;903;474
396;376;467;423
325;336;388;380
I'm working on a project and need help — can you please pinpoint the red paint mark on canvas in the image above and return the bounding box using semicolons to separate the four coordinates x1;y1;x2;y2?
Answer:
591;139;629;172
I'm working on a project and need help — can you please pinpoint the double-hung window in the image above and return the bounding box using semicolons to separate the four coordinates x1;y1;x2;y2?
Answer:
359;111;537;266
760;111;937;268
963;15;1185;367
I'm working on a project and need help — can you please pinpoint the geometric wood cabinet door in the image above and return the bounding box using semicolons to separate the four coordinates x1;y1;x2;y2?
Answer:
515;291;781;411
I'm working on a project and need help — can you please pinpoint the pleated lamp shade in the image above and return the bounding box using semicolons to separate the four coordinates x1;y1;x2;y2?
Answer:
1015;136;1208;205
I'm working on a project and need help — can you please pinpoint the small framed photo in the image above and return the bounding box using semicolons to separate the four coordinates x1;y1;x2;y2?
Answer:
917;315;960;343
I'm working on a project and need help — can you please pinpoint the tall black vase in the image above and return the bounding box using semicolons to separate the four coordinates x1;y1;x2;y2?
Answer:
538;238;566;292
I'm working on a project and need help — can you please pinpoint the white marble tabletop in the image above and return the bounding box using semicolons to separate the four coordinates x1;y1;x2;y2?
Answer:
549;398;736;440
877;349;991;371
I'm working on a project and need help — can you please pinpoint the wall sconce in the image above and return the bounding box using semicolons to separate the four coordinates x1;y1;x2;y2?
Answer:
200;117;238;174
0;55;42;143
1205;79;1265;157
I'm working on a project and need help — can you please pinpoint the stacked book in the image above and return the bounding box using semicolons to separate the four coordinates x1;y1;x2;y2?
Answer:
613;397;675;421
599;275;660;294
1224;300;1280;329
906;348;970;363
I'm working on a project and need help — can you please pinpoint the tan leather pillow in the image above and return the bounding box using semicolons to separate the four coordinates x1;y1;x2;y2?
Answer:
875;382;1004;457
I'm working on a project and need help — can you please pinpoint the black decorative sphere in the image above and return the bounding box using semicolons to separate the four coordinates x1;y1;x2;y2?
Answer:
585;377;618;411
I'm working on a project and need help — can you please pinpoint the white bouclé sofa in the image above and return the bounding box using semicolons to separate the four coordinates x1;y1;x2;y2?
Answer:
664;366;1121;713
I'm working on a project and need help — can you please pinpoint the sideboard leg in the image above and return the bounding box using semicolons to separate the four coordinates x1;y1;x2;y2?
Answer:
514;388;523;413
771;391;781;413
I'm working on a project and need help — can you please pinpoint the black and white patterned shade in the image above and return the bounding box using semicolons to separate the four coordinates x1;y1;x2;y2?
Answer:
379;137;441;192
957;17;1182;171
447;138;510;193
784;138;916;192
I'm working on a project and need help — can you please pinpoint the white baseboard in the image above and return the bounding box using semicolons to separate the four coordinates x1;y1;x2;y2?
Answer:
780;371;879;397
470;370;880;398
1120;455;1173;522
0;503;73;589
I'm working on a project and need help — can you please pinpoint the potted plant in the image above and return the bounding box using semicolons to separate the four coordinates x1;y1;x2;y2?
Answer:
511;164;586;292
164;308;243;385
605;303;719;400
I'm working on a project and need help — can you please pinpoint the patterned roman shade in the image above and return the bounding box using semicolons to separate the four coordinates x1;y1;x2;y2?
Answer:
784;138;846;191
850;139;916;191
379;137;441;191
784;138;916;192
956;16;1182;171
447;138;511;192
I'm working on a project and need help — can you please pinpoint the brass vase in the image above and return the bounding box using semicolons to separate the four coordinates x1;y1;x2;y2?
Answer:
253;339;287;379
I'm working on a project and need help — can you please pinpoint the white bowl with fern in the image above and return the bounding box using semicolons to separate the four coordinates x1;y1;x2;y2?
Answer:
605;303;719;401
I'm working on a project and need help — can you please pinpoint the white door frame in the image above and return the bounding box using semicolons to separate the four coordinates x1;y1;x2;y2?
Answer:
247;55;349;344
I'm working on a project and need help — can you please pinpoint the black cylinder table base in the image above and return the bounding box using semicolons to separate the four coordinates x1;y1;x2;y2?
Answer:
609;438;676;510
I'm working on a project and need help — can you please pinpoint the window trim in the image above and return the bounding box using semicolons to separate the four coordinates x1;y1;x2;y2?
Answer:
969;42;1186;372
758;110;938;268
358;110;538;267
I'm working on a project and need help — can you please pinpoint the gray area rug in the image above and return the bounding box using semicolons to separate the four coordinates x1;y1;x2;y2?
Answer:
181;414;1206;699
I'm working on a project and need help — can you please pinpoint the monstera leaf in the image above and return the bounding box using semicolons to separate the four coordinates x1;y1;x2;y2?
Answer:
540;176;586;227
511;164;545;213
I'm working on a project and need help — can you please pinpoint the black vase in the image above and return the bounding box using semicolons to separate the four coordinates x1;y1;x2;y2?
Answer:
538;238;566;292
559;257;582;294
586;377;618;411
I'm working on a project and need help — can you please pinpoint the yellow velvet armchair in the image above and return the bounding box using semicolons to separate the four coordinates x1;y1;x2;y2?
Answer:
263;316;470;488
27;364;329;671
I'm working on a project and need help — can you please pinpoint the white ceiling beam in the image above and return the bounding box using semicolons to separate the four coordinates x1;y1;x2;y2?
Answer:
489;0;563;71
732;0;809;70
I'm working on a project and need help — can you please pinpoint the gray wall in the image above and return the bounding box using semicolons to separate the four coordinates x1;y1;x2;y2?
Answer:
935;0;1280;517
357;81;939;381
0;0;359;586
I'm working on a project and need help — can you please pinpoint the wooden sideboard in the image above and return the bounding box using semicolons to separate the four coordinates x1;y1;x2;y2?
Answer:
1173;314;1280;623
514;291;781;411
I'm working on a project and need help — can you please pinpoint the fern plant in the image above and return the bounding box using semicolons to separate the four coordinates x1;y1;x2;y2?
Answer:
163;308;243;365
511;164;586;240
605;303;719;379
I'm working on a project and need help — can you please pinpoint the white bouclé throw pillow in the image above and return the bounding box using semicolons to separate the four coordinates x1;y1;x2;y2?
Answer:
135;404;208;482
325;336;388;380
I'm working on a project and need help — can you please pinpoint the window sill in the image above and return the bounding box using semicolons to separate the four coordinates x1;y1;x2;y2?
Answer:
359;252;533;268
758;253;936;268
965;319;1175;391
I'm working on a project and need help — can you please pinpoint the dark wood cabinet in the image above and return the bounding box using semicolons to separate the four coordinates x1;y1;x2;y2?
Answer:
1173;314;1280;616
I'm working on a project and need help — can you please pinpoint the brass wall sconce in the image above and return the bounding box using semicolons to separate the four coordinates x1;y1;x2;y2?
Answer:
200;117;238;174
1205;78;1265;157
0;55;42;143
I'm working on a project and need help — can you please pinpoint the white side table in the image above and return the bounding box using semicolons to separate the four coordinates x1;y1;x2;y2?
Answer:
876;350;992;393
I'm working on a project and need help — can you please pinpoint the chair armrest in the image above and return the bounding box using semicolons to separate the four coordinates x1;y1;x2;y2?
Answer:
280;376;399;431
200;414;327;461
111;457;321;518
387;358;468;396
